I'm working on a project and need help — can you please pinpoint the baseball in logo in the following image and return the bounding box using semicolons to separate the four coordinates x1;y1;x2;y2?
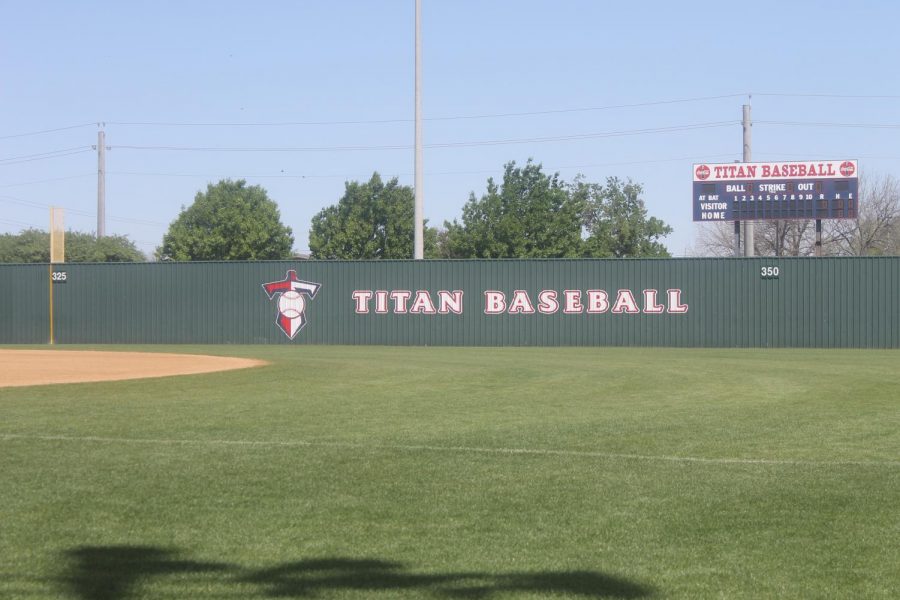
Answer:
695;164;711;180
262;270;321;339
840;161;856;177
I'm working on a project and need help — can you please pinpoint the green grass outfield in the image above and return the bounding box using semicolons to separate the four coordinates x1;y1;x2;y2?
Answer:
1;346;898;599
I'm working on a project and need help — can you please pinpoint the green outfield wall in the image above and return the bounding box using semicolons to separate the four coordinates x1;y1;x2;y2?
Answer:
0;257;898;347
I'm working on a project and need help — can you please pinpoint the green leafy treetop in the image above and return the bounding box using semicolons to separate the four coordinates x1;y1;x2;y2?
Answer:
441;161;672;259
578;177;673;258
309;173;437;259
442;160;587;258
158;179;294;261
0;229;145;263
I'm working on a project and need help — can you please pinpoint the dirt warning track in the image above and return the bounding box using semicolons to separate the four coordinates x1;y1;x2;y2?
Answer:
0;350;266;388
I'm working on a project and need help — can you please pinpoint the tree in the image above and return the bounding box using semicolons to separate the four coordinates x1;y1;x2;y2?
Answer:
0;229;144;263
67;232;146;262
826;173;900;256
0;229;49;263
309;173;437;259
759;221;816;257
696;221;817;257
443;160;585;258
159;179;293;261
578;177;672;258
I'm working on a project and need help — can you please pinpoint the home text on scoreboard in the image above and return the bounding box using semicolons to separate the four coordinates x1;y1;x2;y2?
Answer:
692;160;858;222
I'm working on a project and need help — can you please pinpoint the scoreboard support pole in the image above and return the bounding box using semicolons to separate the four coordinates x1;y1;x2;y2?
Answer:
733;221;741;257
815;219;823;257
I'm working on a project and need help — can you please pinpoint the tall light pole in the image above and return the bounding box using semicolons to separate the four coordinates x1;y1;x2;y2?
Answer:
413;0;424;259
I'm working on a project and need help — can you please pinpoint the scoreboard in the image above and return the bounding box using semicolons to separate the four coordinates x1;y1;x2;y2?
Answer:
693;160;858;222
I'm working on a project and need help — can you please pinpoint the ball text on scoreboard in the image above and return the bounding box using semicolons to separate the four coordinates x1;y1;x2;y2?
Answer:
692;160;858;222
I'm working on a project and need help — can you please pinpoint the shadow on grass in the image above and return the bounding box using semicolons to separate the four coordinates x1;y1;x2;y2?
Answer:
61;546;231;600
62;547;653;599
243;558;652;598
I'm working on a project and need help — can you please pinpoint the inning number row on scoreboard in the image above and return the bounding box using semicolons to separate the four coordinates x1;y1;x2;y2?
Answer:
693;179;858;221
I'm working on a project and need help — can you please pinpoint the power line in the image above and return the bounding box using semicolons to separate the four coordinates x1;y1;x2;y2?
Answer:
0;123;97;141
428;94;745;122
0;146;94;163
106;215;166;227
754;92;900;100
0;149;94;167
99;91;895;131
0;91;894;139
109;170;352;180
0;195;166;227
106;152;738;182
541;153;740;171
0;147;94;167
757;120;900;129
104;94;747;128
110;121;737;154
0;216;41;229
762;152;900;160
0;174;94;189
429;123;735;148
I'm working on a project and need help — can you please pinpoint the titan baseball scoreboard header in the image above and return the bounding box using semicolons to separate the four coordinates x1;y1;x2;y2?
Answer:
693;160;858;221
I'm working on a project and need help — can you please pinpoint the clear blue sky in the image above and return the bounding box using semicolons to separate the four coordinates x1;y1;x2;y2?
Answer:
2;0;899;257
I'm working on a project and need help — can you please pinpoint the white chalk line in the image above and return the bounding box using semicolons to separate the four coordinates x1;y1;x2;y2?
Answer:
1;433;897;468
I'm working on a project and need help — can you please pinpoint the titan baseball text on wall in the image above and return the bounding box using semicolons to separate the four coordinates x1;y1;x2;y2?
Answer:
350;288;688;316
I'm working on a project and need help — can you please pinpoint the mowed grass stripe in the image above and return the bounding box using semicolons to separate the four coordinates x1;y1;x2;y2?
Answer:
3;346;898;463
1;345;898;599
1;433;898;468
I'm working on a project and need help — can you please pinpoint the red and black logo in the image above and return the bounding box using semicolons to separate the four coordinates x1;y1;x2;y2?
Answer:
262;270;321;339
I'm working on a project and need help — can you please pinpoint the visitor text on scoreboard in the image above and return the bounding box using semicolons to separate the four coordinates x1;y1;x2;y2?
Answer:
692;160;858;221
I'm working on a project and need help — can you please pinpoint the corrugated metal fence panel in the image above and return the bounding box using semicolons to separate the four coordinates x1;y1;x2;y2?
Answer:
0;264;48;344
1;257;898;347
53;262;294;344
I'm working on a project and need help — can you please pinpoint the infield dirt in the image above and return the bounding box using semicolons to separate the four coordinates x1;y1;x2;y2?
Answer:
0;349;265;388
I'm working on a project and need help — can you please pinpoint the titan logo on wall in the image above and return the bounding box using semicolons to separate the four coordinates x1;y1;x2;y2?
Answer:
262;271;321;339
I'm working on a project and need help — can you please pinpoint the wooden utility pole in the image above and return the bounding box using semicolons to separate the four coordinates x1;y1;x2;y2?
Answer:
97;128;106;238
742;104;754;256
